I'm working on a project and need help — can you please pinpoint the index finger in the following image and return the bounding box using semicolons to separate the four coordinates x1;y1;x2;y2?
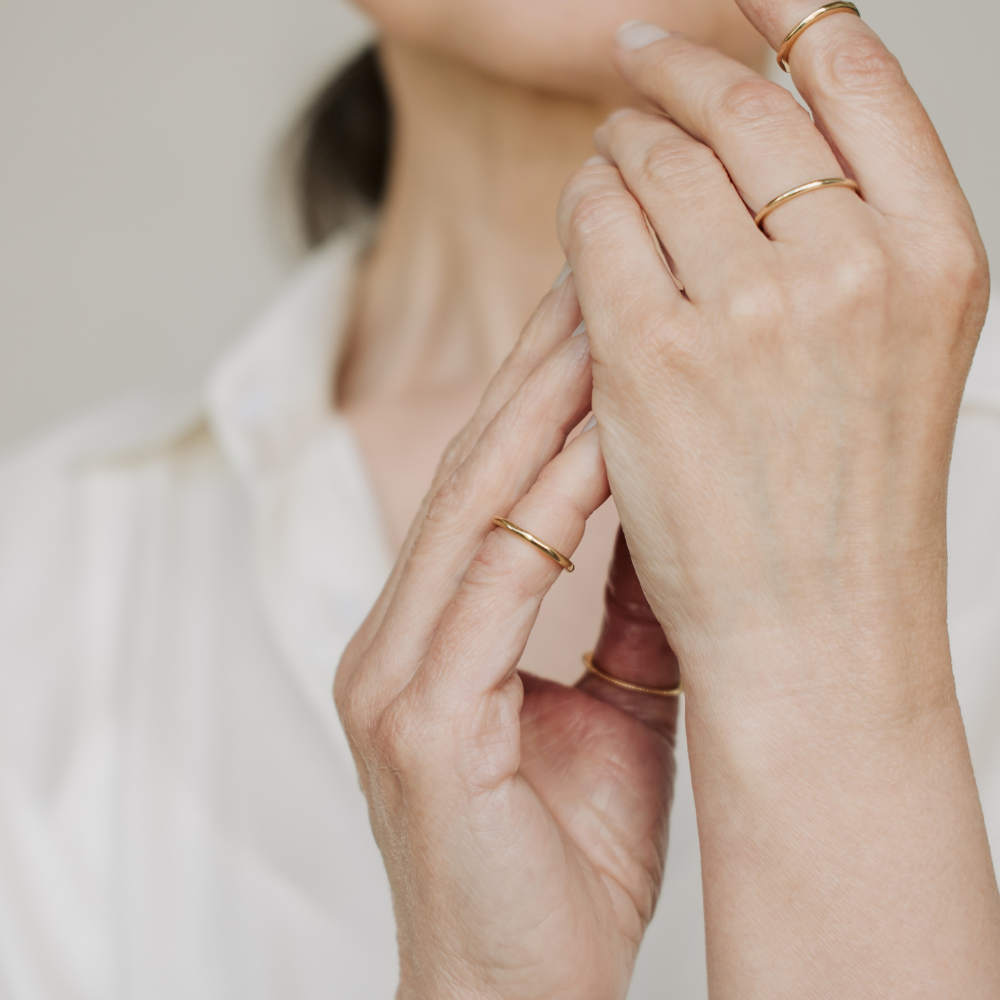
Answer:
342;274;583;660
724;1;970;222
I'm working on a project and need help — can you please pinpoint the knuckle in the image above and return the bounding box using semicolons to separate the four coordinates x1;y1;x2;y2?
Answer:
567;187;637;243
638;138;716;189
371;696;423;773
930;232;991;334
435;426;472;483
558;170;591;215
724;272;788;334
944;234;989;296
424;472;465;530
814;34;904;95
626;306;704;374
716;78;804;130
335;670;372;744
829;238;891;304
465;533;536;604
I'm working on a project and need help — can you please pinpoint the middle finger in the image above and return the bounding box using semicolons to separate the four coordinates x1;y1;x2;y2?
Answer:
594;110;765;299
613;31;871;242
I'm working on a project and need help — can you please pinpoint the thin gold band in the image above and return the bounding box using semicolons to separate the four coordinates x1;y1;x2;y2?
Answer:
776;2;861;72
582;653;683;698
754;177;860;230
492;517;575;573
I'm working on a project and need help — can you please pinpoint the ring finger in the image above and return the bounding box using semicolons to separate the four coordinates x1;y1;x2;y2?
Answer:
612;29;872;241
594;110;764;298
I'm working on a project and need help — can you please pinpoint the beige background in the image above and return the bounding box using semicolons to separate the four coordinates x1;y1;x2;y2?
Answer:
0;0;997;449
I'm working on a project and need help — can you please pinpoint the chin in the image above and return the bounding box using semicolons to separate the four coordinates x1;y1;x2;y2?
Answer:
354;0;768;101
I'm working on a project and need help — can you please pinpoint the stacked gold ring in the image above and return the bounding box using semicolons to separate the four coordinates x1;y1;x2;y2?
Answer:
776;1;861;72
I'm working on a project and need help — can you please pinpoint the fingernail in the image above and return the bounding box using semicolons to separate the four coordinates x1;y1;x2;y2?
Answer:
552;261;572;289
582;415;598;434
584;155;610;167
605;108;635;125
616;21;671;50
572;321;587;337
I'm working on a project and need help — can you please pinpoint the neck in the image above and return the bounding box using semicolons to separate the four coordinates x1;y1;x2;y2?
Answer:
338;39;615;408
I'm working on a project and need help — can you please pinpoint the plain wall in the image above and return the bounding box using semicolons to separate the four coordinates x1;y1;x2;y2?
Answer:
1;0;997;450
0;0;372;449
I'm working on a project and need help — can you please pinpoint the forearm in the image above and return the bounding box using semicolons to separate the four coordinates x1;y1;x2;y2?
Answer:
684;620;1000;998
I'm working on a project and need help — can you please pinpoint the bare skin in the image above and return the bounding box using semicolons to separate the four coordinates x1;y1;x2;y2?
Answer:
333;0;1000;997
342;30;768;683
339;48;610;684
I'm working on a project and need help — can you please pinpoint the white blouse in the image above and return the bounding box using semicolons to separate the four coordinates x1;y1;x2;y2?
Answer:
1;232;998;1000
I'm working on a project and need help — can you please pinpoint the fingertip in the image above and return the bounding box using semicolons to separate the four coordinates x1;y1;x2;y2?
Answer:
615;21;672;52
551;260;573;289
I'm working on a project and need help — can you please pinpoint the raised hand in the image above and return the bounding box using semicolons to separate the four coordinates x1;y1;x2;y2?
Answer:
557;9;999;998
336;278;682;1000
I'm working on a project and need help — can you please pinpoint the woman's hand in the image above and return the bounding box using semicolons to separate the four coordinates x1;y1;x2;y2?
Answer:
335;279;682;1000
558;6;999;997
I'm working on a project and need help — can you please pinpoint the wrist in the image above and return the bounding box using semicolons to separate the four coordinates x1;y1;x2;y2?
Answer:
678;607;971;843
671;569;954;716
676;603;963;779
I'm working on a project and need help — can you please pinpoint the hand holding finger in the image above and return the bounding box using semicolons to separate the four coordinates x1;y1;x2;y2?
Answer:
577;527;681;740
338;343;677;1000
555;16;999;998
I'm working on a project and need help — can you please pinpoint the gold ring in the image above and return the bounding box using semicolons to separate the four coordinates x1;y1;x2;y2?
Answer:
776;2;861;72
754;177;860;230
582;653;683;698
492;517;574;573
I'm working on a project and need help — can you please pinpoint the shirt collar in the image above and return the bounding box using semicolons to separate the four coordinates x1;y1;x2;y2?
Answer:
78;227;367;472
206;229;368;480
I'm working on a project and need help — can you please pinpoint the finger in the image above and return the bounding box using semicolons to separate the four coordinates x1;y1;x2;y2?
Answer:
432;270;583;490
557;158;689;363
338;273;583;675
413;424;609;705
577;528;681;740
594;109;764;295
611;33;869;241
349;330;594;700
720;3;968;222
396;272;583;566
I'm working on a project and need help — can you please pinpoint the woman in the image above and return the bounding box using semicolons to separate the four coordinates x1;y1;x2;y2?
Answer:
0;1;997;999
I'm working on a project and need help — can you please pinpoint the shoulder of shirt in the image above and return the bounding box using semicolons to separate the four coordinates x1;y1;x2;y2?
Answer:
0;388;207;493
0;227;368;499
965;296;1000;414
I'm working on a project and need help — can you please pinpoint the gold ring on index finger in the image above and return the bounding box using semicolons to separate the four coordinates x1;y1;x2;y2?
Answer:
492;517;575;573
776;2;862;72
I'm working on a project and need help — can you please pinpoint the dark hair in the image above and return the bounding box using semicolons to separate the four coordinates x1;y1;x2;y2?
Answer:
291;45;393;248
